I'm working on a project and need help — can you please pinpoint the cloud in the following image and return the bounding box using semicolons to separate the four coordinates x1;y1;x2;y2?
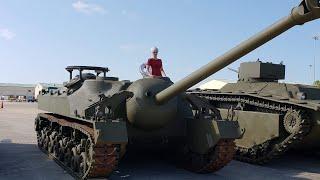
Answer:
72;1;106;15
0;28;16;40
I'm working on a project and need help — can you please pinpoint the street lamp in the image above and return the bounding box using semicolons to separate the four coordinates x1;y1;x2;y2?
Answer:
309;64;313;83
312;36;319;84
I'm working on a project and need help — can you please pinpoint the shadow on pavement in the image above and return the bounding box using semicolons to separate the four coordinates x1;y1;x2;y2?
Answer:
266;150;320;174
110;148;221;180
0;143;318;180
0;143;72;180
110;148;319;180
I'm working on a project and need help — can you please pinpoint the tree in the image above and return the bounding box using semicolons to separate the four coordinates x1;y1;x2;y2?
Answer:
313;80;320;87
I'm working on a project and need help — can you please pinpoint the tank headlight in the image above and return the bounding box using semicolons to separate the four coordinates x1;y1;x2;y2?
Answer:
297;92;306;100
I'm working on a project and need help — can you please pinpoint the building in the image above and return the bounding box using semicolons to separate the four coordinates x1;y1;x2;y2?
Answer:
0;83;35;101
198;79;234;90
35;83;62;99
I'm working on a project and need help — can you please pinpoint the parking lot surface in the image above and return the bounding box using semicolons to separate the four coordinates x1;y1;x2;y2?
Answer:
0;102;319;180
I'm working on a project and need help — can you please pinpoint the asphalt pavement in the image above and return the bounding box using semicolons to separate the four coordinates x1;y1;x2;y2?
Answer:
0;102;319;180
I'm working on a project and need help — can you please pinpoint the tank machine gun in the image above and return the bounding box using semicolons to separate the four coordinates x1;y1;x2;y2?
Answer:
35;0;320;178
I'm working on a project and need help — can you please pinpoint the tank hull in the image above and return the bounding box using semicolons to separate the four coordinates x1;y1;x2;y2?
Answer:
36;76;241;179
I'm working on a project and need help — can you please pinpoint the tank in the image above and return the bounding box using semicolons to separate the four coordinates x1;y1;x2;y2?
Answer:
35;0;320;178
35;66;243;179
191;60;320;164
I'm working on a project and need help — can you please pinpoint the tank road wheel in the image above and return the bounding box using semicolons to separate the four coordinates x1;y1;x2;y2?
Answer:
48;132;57;154
53;140;59;157
182;139;236;173
64;139;76;167
58;139;66;161
43;129;51;151
39;128;50;148
52;135;62;157
36;126;42;145
65;148;73;167
61;137;72;165
79;152;89;177
86;139;94;163
38;130;45;148
71;147;80;172
48;140;54;153
283;109;306;134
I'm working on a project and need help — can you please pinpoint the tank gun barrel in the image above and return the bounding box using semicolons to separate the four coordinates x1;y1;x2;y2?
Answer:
155;0;320;104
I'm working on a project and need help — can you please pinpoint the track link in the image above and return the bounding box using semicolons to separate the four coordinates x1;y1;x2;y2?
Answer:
35;113;120;179
190;92;312;164
202;139;236;173
183;139;236;173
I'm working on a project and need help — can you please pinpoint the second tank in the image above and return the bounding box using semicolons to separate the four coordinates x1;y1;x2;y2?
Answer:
191;60;320;164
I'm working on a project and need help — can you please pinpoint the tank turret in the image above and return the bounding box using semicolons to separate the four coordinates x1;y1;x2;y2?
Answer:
35;0;320;179
238;61;285;82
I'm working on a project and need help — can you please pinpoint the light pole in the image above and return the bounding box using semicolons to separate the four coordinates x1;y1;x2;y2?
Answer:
309;64;313;83
312;36;319;84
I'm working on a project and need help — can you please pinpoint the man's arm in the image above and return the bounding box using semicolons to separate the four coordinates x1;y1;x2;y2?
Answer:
161;67;166;77
159;60;166;77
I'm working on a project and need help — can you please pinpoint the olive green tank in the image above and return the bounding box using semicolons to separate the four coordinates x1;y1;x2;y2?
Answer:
36;68;242;179
192;60;320;164
35;0;320;178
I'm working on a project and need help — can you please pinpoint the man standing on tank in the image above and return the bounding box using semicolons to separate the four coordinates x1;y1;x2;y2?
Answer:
142;47;166;77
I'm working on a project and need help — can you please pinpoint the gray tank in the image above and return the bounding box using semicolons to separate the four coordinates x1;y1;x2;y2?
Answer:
191;61;320;164
35;0;320;178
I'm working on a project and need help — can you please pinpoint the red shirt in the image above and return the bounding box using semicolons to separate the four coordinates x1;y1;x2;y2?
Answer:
147;58;163;77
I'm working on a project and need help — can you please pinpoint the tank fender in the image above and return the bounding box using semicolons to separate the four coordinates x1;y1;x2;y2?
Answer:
187;118;242;155
212;120;243;139
185;94;243;154
187;119;243;154
93;120;128;144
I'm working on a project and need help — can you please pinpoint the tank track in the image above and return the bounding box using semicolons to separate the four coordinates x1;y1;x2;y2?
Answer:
190;92;312;164
35;113;120;179
183;139;236;173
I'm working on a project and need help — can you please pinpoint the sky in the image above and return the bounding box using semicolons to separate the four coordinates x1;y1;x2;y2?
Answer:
1;0;320;86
